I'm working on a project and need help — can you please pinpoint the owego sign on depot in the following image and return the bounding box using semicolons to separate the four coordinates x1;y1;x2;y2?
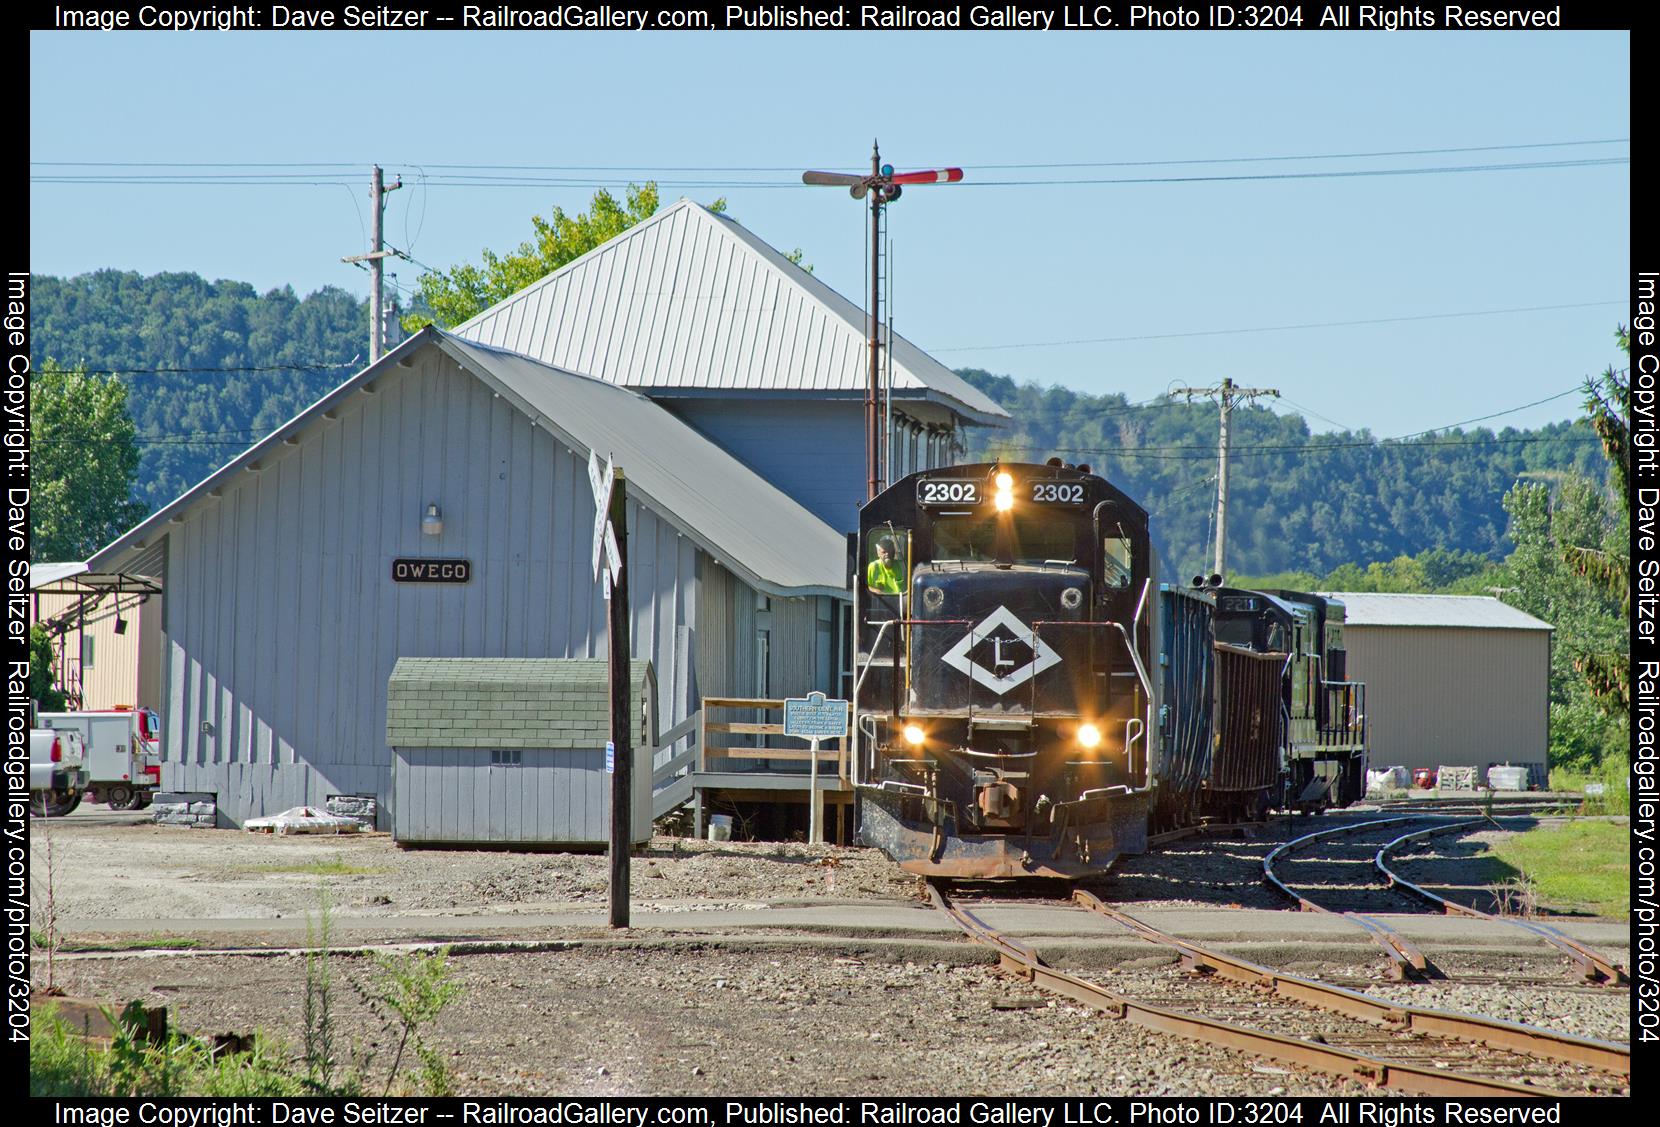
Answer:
392;558;471;583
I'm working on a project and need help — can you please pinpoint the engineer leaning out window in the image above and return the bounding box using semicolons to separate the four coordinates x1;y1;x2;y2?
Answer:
866;536;903;594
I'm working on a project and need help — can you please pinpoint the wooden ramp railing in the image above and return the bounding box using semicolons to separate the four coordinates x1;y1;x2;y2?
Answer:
649;697;854;829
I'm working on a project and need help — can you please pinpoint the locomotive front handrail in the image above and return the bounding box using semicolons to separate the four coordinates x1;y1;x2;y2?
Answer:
1108;620;1157;793
851;618;896;787
1121;716;1144;768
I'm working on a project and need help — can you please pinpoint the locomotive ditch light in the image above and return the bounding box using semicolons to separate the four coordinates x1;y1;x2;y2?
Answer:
1076;724;1102;749
993;471;1015;511
903;723;927;747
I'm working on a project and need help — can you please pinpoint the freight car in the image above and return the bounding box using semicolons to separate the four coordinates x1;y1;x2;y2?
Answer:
850;461;1366;878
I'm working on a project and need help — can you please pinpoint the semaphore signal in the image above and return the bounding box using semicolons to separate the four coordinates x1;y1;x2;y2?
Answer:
802;143;963;500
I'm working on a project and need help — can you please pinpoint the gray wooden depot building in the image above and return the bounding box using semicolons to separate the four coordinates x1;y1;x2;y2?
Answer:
82;202;1006;833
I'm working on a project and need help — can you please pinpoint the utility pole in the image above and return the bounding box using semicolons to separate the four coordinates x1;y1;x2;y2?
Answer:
1170;377;1280;579
369;166;402;362
801;146;962;500
342;166;401;363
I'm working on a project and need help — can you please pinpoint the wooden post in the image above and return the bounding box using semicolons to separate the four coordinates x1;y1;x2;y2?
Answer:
608;471;631;929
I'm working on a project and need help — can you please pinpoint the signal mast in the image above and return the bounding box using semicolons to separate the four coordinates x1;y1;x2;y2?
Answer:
802;143;963;500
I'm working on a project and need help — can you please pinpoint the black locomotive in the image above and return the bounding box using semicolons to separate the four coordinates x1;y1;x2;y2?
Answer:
851;461;1367;879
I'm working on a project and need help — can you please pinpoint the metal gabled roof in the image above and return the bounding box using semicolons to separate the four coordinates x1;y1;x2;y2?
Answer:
438;333;848;598
453;198;1008;425
86;328;850;600
1322;592;1553;631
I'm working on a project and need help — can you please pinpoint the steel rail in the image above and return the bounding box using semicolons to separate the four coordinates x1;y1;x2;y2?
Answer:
925;881;1569;1098
1262;816;1440;979
1375;821;1630;986
1072;889;1630;1077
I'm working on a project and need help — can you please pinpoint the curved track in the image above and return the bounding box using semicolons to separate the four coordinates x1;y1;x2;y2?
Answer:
928;881;1628;1098
1263;814;1627;985
1376;820;1628;985
1263;816;1445;979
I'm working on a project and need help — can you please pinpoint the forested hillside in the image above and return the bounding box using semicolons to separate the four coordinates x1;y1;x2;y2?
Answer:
32;271;1607;578
956;368;1608;578
31;271;369;514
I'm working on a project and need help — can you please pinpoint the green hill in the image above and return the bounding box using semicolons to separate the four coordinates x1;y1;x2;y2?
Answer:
955;368;1607;578
31;271;1607;577
32;270;371;515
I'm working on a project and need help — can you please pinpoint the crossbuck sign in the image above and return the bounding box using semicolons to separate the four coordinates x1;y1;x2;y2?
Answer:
588;451;622;594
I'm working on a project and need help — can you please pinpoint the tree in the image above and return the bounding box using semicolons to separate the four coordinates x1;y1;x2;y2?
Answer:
1560;328;1631;711
30;361;147;562
1499;475;1626;768
402;184;727;332
30;625;67;711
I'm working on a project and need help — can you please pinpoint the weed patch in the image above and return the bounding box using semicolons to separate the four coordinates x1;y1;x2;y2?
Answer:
1491;820;1629;918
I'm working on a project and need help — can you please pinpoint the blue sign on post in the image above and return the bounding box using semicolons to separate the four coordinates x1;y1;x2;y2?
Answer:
605;740;615;774
783;692;849;846
783;691;850;739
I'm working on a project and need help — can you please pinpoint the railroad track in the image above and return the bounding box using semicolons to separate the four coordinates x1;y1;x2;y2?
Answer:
1262;815;1627;984
1377;820;1628;985
927;880;1629;1098
1263;815;1451;979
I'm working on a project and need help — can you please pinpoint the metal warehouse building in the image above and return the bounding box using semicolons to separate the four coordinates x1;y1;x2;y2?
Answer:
1326;593;1553;782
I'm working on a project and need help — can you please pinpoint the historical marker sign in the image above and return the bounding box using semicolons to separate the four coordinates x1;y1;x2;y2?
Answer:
785;692;849;847
783;692;850;739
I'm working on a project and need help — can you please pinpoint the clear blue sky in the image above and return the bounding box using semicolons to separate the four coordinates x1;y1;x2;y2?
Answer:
30;30;1630;437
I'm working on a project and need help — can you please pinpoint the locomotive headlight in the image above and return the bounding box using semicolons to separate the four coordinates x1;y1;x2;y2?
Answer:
1076;723;1102;749
903;723;927;747
993;471;1015;511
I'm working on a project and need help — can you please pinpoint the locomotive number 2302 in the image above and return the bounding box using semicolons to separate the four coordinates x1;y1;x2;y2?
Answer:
1030;482;1086;504
918;480;981;505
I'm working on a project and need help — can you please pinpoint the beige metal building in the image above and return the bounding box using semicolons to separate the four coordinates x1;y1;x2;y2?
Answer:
1325;593;1552;783
29;562;164;712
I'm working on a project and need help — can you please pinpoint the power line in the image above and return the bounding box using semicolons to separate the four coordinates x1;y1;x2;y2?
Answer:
1390;387;1589;441
988;432;1603;463
58;362;357;375
29;138;1626;173
930;300;1626;353
29;155;1629;190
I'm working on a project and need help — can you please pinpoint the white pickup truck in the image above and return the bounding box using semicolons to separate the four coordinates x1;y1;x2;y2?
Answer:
38;708;162;810
30;713;89;817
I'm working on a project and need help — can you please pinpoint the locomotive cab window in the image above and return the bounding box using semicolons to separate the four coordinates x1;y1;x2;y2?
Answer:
1101;534;1133;588
933;515;1076;566
865;531;909;594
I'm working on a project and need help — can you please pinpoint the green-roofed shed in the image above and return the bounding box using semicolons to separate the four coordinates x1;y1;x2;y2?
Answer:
387;657;655;846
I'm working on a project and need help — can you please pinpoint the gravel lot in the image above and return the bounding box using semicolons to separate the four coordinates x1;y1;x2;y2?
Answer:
29;814;921;922
41;945;1374;1097
28;810;1629;1096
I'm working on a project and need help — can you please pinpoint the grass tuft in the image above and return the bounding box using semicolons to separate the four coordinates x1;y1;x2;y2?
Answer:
1490;820;1629;919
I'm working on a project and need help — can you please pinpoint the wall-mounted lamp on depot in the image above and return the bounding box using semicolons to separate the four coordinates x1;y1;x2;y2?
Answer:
421;503;444;537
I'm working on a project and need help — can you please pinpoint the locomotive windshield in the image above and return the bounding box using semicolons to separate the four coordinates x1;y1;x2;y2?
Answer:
931;514;1078;565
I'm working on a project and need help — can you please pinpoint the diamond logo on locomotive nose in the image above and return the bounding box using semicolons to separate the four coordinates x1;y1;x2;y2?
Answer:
941;605;1061;695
